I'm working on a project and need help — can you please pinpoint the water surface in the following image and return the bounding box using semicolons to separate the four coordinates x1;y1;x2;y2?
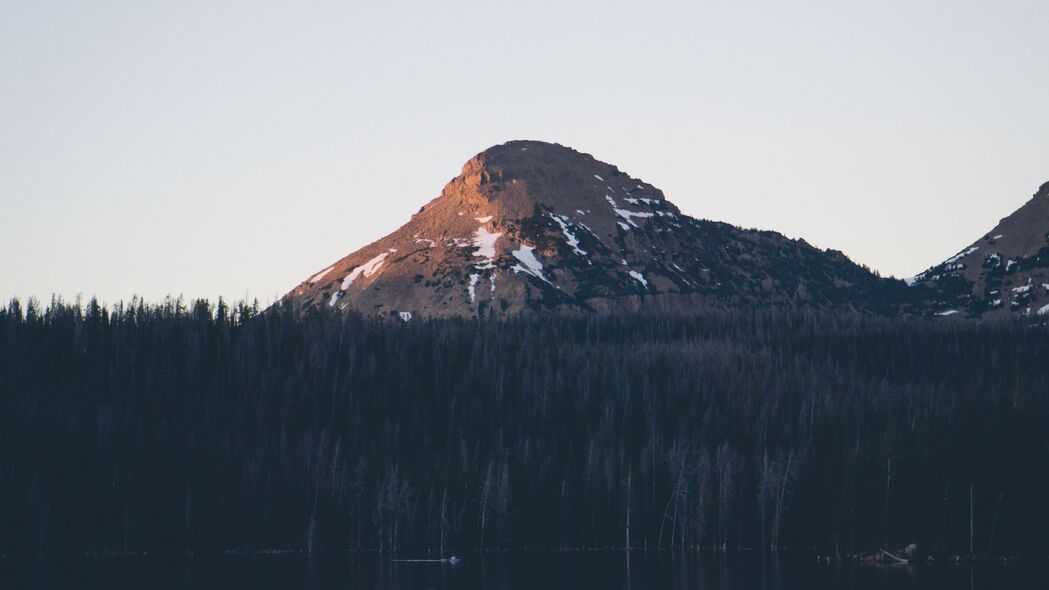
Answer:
3;552;1047;589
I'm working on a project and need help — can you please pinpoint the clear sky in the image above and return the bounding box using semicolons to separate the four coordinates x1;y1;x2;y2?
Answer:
2;0;1047;305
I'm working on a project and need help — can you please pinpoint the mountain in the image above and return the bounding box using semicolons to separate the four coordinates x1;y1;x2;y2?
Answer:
284;140;906;318
908;182;1049;319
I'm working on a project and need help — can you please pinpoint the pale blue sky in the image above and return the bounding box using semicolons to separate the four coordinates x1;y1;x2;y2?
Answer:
2;0;1047;305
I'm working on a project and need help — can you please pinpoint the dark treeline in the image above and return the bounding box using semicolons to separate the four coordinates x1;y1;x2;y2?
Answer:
2;297;1049;558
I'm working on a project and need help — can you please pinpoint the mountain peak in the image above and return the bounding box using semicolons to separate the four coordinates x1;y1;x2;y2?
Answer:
436;140;666;220
284;141;895;318
459;140;617;178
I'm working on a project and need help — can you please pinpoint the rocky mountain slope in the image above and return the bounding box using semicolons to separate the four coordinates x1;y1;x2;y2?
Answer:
283;140;909;318
908;182;1049;319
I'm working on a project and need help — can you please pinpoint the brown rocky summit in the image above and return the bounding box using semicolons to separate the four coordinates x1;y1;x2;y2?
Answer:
284;140;901;318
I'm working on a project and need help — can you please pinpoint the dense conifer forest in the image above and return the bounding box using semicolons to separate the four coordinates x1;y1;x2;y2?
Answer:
2;297;1048;559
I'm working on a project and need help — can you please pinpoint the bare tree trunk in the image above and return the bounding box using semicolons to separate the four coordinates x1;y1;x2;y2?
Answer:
440;486;448;558
695;454;710;549
560;477;567;547
658;451;687;550
758;452;770;551
969;484;974;554
625;469;632;551
885;454;892;546
306;480;319;556
941;481;950;555
771;452;793;550
479;462;493;551
670;488;680;549
716;445;737;551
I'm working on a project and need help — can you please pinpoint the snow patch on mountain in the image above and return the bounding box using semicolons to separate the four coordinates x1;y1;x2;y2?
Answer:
549;213;586;256
473;227;501;261
309;266;334;284
511;245;551;284
340;249;396;291
945;246;979;265
605;194;654;228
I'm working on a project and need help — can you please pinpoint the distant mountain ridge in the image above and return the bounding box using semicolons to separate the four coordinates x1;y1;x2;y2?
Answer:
283;140;912;318
908;181;1049;319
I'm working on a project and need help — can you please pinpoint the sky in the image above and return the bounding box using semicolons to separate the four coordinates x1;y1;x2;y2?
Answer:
2;0;1048;305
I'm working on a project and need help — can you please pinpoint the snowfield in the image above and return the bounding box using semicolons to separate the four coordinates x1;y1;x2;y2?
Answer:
511;245;551;284
629;271;649;288
308;266;334;284
340;249;396;291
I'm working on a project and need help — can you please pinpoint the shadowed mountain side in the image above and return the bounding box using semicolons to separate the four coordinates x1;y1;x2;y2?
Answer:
909;182;1049;319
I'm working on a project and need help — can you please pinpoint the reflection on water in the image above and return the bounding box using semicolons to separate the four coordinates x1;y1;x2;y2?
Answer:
2;551;1047;589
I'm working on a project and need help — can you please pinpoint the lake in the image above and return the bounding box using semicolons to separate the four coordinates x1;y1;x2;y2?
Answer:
3;551;1047;589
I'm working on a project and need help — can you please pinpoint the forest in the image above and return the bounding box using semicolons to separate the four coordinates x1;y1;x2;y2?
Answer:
1;297;1048;559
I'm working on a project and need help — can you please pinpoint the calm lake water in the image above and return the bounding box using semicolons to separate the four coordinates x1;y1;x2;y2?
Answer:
3;552;1048;589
